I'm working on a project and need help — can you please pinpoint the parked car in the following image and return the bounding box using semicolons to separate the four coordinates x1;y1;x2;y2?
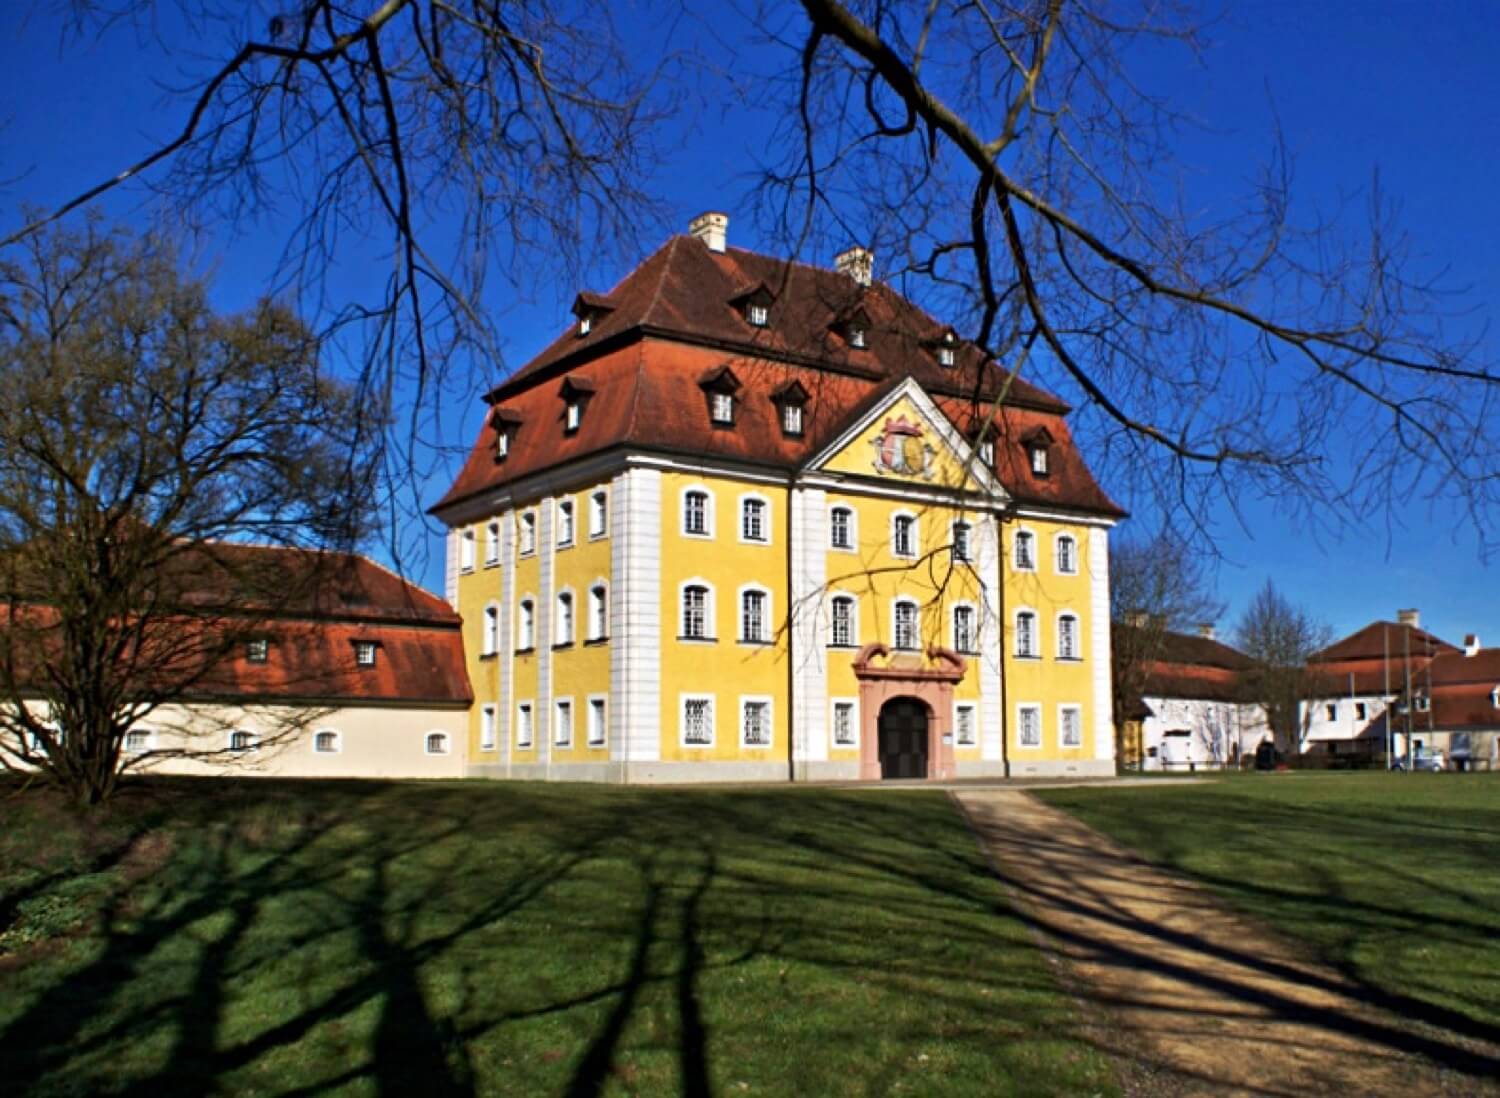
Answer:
1393;750;1445;772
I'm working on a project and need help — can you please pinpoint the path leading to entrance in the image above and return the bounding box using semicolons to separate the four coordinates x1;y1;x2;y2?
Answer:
955;790;1500;1096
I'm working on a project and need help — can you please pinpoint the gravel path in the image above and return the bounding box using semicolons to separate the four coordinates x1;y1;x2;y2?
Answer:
955;789;1500;1096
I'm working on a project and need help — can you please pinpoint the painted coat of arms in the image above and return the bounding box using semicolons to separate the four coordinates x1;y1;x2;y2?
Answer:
871;415;937;479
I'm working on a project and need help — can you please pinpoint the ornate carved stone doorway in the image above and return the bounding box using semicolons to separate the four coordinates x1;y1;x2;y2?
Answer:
852;645;967;780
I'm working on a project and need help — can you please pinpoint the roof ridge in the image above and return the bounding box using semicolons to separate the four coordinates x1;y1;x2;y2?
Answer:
640;235;684;328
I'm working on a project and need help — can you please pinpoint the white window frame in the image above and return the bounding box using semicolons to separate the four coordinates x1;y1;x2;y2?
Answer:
1056;611;1080;660
516;701;535;748
519;510;538;556
355;641;377;667
952;602;978;654
496;430;511;459
588;581;609;642
517;596;536;651
953;702;978;747
978;439;995;466
1054;532;1078;575
893;598;921;651
681;484;715;539
557;498;575;547
740;695;774;749
485;520;501;566
748;302;769;327
565;400;581;432
829;504;856;551
555;588;575;646
229;730;261;753
679;578;716;641
711;391;735;424
1030;445;1049;475
579;314;592;336
246;637;270;663
123;727;153;754
830;697;860;748
1059;704;1083;748
1014;606;1040;658
782;402;804;435
891;511;919;560
480;706;497;751
938;345;955;367
589;490;608;539
739;493;770;545
554;698;574;747
848;325;867;349
1012;527;1037;572
1016;704;1043;749
482;602;500;656
425;731;451;756
828;592;859;648
461;527;476;572
680;693;716;748
312;728;342;755
738;584;772;644
587;694;608;747
950;520;972;563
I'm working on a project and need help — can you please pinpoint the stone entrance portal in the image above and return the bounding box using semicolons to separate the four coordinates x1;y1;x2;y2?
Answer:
852;645;967;781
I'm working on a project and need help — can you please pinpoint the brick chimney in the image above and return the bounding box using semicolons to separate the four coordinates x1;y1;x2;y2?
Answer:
1397;608;1421;628
834;245;874;287
1197;623;1216;640
689;211;728;253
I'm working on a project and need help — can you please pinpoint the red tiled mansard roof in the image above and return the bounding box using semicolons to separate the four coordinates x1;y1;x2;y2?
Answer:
434;231;1123;517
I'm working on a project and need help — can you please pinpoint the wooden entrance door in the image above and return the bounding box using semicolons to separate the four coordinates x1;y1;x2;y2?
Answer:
878;698;929;779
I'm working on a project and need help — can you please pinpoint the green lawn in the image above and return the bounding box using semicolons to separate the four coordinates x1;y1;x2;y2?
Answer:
0;779;1116;1097
1036;773;1500;1046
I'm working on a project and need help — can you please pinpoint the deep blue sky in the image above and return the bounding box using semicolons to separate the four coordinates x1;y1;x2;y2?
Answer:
3;1;1498;647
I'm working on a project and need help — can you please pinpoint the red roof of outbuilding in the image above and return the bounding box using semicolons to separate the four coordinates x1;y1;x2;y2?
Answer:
435;234;1123;517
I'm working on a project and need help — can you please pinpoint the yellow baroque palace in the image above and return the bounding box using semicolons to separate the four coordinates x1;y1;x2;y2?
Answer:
431;213;1125;782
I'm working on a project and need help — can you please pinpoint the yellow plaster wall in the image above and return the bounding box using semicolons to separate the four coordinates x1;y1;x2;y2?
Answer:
821;395;981;493
823;490;988;762
1003;516;1097;761
455;522;503;761
658;471;789;762
550;487;613;762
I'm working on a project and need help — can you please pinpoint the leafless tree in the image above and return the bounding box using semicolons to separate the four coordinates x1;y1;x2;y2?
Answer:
1234;579;1331;755
3;0;676;559
755;0;1500;544
1108;529;1225;764
0;220;373;804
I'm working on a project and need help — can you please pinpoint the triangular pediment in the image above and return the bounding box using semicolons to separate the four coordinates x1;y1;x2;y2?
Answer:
804;377;1007;499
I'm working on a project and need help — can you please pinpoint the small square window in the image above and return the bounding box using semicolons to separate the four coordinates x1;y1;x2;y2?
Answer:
711;391;735;424
124;730;150;753
939;346;955;367
748;303;769;327
832;701;857;746
355;641;377;667
978;440;994;466
1030;446;1049;475
849;326;867;349
246;638;269;663
782;403;804;436
579;315;592;336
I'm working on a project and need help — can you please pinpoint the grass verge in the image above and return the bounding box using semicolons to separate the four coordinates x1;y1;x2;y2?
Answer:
1035;773;1500;1041
1;778;1117;1096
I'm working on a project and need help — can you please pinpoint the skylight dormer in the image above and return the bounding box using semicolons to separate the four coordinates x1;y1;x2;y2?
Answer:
730;282;776;329
488;406;524;461
559;375;596;434
929;328;961;367
838;306;872;351
1023;426;1055;477
771;379;810;438
571;291;615;338
698;364;743;427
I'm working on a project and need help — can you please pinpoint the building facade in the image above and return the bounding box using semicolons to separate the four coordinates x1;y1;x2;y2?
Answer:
432;214;1124;782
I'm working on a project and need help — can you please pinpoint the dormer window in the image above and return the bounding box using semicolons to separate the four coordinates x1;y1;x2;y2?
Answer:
354;641;377;668
1022;426;1055;477
712;392;734;424
571;291;615;339
488;406;523;463
979;440;995;465
749;303;769;327
771;379;809;439
699;364;742;428
731;282;776;330
246;638;269;664
930;329;960;367
559;376;595;435
837;306;872;350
